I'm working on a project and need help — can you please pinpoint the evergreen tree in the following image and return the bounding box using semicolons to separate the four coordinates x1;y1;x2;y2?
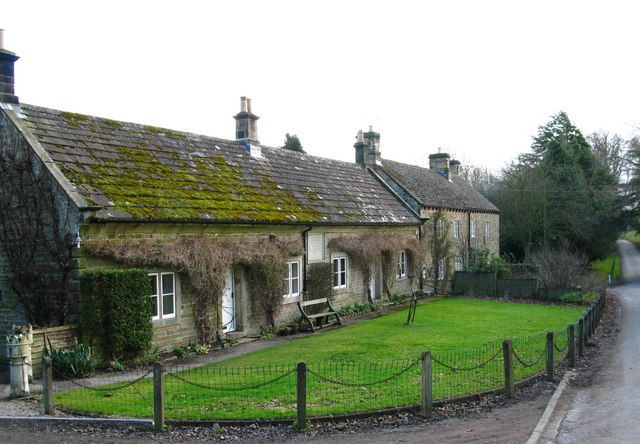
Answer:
493;112;625;260
282;133;305;153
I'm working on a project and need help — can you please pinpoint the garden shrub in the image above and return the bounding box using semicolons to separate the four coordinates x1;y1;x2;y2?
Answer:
338;303;380;317
46;339;95;379
561;290;599;306
80;269;154;361
465;248;507;277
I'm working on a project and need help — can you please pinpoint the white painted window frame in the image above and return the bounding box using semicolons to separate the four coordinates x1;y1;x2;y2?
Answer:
397;250;407;279
485;222;491;238
471;221;477;238
148;272;176;321
453;219;461;239
454;257;464;271
283;260;301;299
332;256;347;289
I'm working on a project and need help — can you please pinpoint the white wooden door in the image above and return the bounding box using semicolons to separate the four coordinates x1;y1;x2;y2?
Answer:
221;269;236;332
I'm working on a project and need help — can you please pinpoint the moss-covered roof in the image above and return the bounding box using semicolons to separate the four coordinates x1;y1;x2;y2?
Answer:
18;105;418;225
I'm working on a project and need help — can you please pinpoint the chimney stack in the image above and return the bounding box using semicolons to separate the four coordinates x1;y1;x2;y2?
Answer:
0;30;20;104
429;151;451;180
355;125;382;166
234;96;259;144
449;159;461;176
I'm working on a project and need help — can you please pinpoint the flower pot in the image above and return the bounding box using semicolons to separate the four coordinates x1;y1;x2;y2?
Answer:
289;324;300;334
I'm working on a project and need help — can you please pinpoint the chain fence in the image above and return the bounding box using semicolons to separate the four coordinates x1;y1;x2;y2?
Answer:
26;293;605;425
53;368;154;418
432;340;504;400
165;363;297;421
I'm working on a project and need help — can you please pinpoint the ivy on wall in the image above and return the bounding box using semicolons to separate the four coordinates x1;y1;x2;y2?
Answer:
80;269;154;360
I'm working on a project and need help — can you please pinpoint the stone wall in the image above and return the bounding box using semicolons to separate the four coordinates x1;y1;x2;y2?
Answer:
0;109;84;361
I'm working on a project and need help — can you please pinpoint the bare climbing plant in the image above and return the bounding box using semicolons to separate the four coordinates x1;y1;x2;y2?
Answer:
327;234;423;301
0;122;76;327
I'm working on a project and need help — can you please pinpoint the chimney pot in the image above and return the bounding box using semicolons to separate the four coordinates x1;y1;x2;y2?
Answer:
234;96;260;147
0;29;4;50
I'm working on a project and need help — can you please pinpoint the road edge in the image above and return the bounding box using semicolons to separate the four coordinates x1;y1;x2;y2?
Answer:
526;370;575;444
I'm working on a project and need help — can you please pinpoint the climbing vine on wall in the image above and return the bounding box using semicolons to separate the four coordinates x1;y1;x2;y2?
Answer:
85;236;302;343
424;209;453;293
327;234;423;300
0;120;75;327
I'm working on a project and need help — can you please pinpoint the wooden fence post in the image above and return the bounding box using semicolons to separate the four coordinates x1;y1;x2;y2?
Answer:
153;363;165;431
42;356;54;415
503;340;514;398
577;318;584;357
546;331;554;381
296;362;307;428
421;352;433;417
568;324;576;368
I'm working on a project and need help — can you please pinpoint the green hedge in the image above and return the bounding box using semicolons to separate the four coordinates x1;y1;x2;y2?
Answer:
80;269;154;360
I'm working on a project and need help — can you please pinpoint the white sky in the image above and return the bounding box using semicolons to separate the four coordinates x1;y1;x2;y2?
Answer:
3;0;639;173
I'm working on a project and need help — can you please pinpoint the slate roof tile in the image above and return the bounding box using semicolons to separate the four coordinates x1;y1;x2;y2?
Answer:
377;159;499;213
19;104;419;225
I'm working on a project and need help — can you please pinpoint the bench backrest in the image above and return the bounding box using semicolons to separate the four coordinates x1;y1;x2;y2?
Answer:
299;298;329;307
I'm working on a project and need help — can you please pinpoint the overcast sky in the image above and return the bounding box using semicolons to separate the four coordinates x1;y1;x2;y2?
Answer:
3;1;638;173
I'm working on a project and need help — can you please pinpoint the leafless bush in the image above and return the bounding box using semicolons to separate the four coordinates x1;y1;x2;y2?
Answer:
529;246;588;288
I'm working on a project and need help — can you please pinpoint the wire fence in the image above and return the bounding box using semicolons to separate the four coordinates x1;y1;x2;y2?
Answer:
165;363;297;421
53;369;154;418
432;341;504;400
31;293;606;426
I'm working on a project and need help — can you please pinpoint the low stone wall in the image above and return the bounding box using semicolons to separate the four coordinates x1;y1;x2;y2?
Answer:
31;325;79;379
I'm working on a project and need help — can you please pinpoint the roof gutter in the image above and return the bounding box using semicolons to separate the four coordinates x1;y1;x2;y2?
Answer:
86;218;421;227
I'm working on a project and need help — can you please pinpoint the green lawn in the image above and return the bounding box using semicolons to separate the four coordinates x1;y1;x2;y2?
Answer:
56;298;584;420
592;254;621;282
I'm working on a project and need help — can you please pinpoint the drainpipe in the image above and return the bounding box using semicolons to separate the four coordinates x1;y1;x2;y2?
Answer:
467;212;472;259
301;226;313;298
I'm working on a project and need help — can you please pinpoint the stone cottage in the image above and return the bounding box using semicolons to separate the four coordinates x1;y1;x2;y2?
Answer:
0;39;422;355
355;129;500;286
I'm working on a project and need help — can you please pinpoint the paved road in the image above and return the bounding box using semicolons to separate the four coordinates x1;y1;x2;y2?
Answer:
553;240;640;443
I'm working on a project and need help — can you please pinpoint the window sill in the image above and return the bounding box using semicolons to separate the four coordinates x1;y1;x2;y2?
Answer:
152;316;179;328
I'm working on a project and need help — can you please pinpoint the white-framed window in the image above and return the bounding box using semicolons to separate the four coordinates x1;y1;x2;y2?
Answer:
397;250;407;279
471;221;477;238
485;222;491;238
436;218;445;237
332;256;347;289
284;260;301;298
437;259;446;280
454;257;464;271
149;272;176;321
453;220;461;239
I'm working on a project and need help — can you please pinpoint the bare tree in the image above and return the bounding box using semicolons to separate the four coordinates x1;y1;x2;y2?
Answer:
588;132;626;182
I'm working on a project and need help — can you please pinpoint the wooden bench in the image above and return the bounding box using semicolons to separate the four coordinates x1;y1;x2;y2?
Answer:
297;298;342;332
